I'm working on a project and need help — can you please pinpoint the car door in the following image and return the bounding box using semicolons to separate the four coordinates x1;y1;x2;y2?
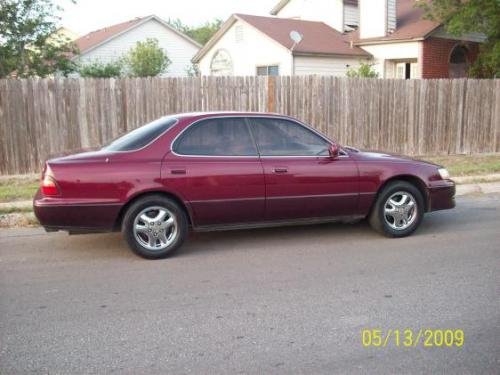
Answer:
247;117;359;221
162;117;265;227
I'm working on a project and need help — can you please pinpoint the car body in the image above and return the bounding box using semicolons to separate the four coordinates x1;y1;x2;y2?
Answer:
34;112;455;258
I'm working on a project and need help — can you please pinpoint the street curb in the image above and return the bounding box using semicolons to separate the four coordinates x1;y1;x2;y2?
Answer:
453;173;500;185
455;182;500;196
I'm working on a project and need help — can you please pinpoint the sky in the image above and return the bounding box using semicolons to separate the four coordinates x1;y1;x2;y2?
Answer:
56;0;275;35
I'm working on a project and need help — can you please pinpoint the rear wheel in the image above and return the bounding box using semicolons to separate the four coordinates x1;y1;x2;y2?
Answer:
122;195;188;259
369;181;424;237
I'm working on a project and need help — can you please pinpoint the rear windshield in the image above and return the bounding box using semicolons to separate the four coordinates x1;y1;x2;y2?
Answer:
102;117;177;152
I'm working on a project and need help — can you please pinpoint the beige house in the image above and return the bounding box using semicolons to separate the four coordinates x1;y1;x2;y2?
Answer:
193;13;370;77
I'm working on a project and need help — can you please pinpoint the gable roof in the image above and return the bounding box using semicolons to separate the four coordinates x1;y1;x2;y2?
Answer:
192;13;370;63
75;15;201;55
355;0;441;44
238;14;369;56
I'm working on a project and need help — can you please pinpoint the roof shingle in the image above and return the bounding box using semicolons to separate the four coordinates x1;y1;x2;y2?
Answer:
75;17;146;54
235;14;370;57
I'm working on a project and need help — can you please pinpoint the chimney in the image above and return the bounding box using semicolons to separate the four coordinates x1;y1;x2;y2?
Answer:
359;0;396;39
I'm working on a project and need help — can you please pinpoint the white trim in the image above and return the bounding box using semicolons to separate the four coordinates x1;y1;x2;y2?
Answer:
270;0;291;15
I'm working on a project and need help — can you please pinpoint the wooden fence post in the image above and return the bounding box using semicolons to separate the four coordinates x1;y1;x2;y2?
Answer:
267;76;276;113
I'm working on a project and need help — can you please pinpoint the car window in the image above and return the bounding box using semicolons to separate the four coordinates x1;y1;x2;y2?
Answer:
103;117;177;152
174;118;258;156
249;118;330;156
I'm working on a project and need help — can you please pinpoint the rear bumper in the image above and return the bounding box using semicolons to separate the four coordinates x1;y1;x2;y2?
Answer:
33;189;122;232
428;180;456;212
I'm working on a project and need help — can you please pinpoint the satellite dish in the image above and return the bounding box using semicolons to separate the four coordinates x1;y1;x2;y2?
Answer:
289;30;303;44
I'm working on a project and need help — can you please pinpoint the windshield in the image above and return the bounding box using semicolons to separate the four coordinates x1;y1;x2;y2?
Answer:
102;117;177;152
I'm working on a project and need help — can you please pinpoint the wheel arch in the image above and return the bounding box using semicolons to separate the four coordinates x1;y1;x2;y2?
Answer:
371;175;430;214
113;190;194;231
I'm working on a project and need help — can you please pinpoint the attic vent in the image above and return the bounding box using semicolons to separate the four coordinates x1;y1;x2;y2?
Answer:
235;25;244;42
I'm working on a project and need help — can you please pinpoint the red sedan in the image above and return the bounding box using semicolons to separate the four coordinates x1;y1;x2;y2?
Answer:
34;112;455;259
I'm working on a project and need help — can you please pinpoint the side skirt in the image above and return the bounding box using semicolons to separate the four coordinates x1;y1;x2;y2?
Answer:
192;215;365;233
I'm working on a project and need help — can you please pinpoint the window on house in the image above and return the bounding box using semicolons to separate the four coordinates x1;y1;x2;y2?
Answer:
235;25;244;42
449;45;469;78
395;61;418;79
210;49;233;76
256;65;279;76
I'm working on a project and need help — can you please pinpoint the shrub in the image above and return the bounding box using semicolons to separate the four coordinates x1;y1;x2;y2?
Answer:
78;60;123;78
346;62;379;78
124;38;171;77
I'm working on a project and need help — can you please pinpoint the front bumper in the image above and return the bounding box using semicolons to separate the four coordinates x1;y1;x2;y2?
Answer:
428;180;456;212
33;189;122;232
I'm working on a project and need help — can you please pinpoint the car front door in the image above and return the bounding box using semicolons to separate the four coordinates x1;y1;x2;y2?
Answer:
162;117;265;227
247;117;359;221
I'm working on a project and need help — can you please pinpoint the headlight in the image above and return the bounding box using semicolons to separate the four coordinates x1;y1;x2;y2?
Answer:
438;168;450;180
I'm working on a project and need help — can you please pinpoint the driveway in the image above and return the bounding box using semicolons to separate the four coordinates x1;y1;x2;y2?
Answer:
1;195;499;374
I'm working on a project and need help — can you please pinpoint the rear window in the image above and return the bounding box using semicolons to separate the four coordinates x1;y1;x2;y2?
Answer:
103;117;177;152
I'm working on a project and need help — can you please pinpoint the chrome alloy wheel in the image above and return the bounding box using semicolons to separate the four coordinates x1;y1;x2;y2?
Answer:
133;206;178;251
383;191;418;231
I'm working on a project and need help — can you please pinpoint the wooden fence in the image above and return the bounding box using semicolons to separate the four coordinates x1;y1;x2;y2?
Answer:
0;76;499;175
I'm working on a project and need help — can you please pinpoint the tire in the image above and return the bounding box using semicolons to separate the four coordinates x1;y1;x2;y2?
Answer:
369;181;425;238
122;195;188;259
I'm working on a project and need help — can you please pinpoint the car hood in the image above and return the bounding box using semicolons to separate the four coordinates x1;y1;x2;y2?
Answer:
349;148;441;168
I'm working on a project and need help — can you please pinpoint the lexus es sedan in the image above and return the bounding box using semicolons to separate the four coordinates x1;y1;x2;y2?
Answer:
34;112;455;259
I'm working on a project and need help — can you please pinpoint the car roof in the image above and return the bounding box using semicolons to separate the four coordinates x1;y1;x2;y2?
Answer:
173;111;293;121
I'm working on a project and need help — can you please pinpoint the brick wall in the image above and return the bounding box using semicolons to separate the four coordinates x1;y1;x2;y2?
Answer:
421;37;479;78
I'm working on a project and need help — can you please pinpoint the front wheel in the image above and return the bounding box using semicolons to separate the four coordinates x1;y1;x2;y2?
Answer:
122;195;188;259
369;181;424;237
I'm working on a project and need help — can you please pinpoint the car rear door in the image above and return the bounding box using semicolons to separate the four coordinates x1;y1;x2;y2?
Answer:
161;117;265;227
247;117;359;221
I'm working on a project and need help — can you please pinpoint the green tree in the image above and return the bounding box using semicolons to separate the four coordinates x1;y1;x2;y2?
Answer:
124;38;170;77
0;0;77;78
78;60;123;78
417;0;500;78
346;62;379;78
185;63;200;77
167;18;222;45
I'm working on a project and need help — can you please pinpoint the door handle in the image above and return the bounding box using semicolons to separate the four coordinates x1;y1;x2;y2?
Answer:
170;168;186;175
273;167;288;174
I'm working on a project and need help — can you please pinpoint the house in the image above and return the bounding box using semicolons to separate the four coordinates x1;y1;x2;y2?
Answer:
351;0;484;78
194;0;484;78
193;13;370;77
74;15;201;77
48;27;79;45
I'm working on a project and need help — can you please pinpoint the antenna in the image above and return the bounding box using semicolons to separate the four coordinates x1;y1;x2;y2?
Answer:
289;30;303;51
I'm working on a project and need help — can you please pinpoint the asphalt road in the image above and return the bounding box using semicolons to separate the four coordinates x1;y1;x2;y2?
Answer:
1;195;499;374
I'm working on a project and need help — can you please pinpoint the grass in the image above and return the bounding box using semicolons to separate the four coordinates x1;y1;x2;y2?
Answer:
0;176;39;203
422;154;500;177
0;206;34;215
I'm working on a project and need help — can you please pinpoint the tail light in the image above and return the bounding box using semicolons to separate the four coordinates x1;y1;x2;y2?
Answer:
41;165;60;196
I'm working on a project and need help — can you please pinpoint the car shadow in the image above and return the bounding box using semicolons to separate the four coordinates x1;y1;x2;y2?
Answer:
56;210;462;261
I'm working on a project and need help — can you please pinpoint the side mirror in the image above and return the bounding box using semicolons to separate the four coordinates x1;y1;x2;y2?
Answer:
328;143;340;159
